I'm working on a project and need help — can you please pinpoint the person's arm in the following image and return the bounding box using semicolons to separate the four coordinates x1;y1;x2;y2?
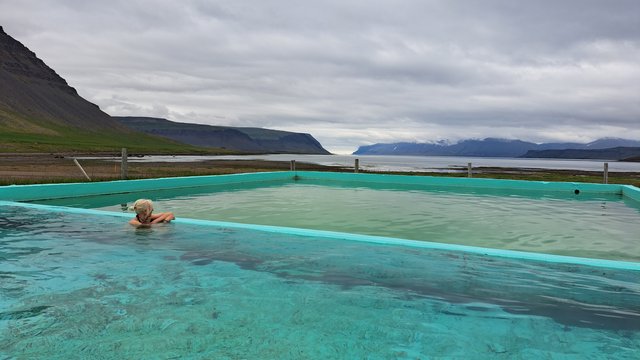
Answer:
149;212;175;224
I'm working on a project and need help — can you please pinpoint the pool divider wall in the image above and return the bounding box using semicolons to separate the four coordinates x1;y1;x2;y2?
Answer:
0;171;292;201
1;199;638;272
0;170;631;202
622;185;640;204
295;171;625;195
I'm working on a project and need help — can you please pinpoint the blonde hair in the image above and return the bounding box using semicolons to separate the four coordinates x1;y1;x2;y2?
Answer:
132;199;153;214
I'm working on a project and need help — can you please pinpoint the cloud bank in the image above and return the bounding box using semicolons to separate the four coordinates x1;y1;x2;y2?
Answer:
2;0;639;153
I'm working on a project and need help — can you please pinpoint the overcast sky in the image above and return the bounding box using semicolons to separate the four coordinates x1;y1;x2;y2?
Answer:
1;0;639;153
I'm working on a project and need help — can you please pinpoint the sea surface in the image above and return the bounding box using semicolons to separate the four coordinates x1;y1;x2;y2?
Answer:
81;154;640;173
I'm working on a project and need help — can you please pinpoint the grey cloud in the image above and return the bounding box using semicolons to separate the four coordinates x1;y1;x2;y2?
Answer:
1;0;638;153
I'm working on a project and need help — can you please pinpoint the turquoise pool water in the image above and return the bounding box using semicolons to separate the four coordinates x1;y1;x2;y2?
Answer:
1;205;639;359
32;179;640;262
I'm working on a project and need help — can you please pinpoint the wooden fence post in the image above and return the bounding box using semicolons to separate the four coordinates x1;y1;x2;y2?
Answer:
121;148;128;180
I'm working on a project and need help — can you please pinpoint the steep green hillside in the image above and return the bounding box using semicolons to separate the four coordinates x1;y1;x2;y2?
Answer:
0;117;211;153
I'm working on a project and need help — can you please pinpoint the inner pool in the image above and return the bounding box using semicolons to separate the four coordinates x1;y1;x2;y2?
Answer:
28;175;640;262
1;205;639;359
2;171;640;358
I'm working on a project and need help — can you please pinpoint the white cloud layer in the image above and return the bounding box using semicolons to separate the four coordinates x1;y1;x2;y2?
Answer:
2;0;639;153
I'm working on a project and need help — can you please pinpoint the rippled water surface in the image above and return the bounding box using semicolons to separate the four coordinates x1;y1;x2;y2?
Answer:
1;206;639;359
34;179;640;261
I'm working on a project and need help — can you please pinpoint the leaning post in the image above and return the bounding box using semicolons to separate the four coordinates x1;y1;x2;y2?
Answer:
355;158;359;173
290;160;296;171
467;162;472;178
72;158;92;181
603;162;608;184
121;148;128;180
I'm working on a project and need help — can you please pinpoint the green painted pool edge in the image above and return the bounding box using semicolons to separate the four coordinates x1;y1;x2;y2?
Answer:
1;170;639;202
0;171;291;201
298;171;636;196
0;200;639;272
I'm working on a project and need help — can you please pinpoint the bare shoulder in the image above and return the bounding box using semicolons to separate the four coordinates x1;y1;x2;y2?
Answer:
129;218;148;227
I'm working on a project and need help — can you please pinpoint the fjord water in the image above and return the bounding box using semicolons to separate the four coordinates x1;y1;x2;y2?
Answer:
99;153;640;172
36;179;640;262
1;206;638;359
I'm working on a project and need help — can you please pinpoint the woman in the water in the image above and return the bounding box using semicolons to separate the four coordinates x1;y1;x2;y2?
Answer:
129;199;175;227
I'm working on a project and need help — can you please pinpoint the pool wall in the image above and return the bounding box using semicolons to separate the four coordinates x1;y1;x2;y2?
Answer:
0;171;291;201
1;171;638;202
295;171;633;194
622;185;640;203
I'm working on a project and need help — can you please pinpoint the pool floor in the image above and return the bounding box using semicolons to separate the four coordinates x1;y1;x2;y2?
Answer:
1;205;639;359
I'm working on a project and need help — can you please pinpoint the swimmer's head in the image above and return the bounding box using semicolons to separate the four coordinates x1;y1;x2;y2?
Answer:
133;199;153;215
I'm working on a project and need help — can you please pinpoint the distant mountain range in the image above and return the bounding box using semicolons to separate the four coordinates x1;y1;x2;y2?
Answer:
115;117;330;154
0;26;328;154
354;138;640;161
521;147;640;161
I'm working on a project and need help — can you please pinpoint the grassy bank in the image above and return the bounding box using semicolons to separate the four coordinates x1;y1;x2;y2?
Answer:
0;131;232;154
0;113;231;154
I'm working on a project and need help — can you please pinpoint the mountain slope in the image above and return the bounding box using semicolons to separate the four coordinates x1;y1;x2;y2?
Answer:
0;27;329;154
0;26;108;132
0;26;211;153
115;117;331;154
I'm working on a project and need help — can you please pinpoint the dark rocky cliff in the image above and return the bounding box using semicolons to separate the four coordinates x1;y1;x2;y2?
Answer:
0;26;130;133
